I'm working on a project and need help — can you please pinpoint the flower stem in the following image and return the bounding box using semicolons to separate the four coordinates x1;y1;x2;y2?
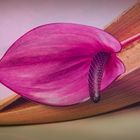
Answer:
88;52;110;103
121;33;140;47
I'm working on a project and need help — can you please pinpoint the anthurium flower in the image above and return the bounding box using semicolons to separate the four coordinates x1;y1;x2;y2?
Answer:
0;23;125;106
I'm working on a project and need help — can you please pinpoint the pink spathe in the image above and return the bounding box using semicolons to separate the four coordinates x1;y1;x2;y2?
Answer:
0;23;125;106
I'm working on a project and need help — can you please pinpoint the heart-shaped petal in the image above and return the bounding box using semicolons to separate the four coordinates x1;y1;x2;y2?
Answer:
0;23;125;106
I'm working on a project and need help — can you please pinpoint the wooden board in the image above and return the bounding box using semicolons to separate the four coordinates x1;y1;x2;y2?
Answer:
0;3;140;125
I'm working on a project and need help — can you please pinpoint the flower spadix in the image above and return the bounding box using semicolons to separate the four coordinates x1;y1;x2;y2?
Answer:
0;23;125;106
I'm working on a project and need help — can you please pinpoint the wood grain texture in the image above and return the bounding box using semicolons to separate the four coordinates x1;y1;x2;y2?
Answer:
0;95;20;111
105;2;140;41
0;3;140;125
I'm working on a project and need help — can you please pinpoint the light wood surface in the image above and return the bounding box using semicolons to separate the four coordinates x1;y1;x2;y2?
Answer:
0;104;140;140
0;3;139;125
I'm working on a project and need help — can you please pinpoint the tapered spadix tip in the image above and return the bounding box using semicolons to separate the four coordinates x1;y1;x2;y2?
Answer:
91;94;101;103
